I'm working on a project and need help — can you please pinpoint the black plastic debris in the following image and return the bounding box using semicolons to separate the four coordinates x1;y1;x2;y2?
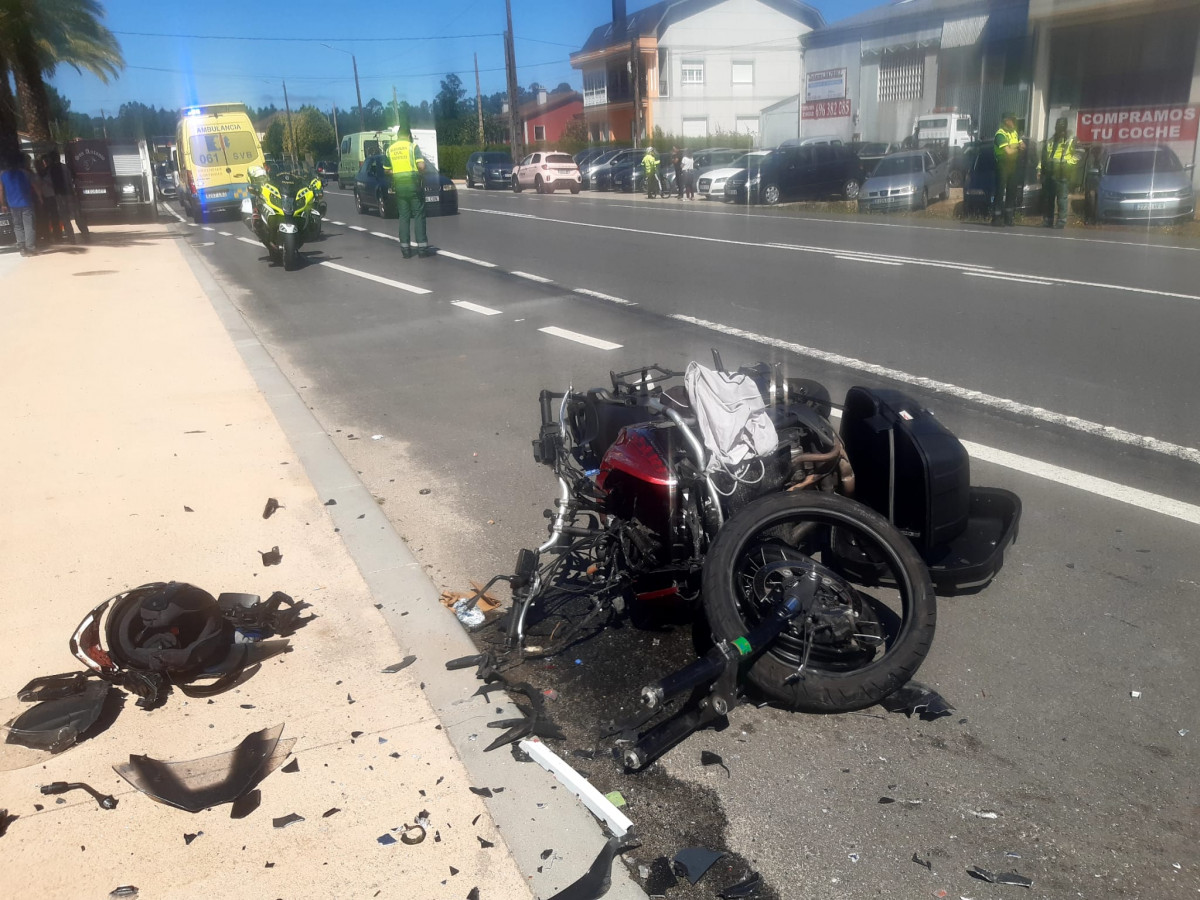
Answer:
511;743;532;764
450;866;459;876
259;547;283;567
262;498;281;519
113;723;295;813
472;813;481;826
477;836;494;849
17;672;91;702
382;656;417;673
5;678;112;754
400;824;426;845
701;750;731;777
323;808;340;818
351;731;364;739
108;887;139;899
967;866;1033;887
273;813;304;829
378;833;397;846
0;809;14;837
282;758;300;774
39;781;117;810
546;834;638;900
347;693;355;705
230;789;261;820
183;832;201;845
469;787;492;798
184;506;194;512
541;849;554;860
467;889;480;900
571;748;596;761
419;488;431;495
324;499;337;506
264;862;275;868
879;682;954;720
912;853;933;871
672;847;727;885
718;871;762;898
643;856;677;894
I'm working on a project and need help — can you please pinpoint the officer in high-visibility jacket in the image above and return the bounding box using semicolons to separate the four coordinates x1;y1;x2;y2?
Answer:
1040;117;1077;229
992;111;1025;227
641;148;660;199
382;125;429;258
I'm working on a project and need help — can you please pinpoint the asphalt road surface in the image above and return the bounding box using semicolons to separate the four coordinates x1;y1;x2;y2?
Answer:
173;186;1199;899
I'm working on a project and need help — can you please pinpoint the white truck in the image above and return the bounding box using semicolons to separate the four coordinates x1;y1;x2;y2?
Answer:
912;111;976;186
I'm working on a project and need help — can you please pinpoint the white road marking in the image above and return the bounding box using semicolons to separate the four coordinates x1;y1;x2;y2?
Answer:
318;261;431;294
438;249;497;267
476;209;537;219
201;226;215;231
330;220;346;226
194;241;215;247
512;271;553;283
961;440;1200;526
217;230;233;236
187;222;198;227
237;236;261;246
348;225;368;232
965;271;1053;286
770;242;993;273
538;326;623;350
467;208;1200;304
164;204;187;223
573;288;636;306
371;231;398;240
835;255;902;266
671;314;1200;467
451;300;503;316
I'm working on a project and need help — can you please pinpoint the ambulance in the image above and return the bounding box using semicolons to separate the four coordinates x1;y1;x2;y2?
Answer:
175;103;264;223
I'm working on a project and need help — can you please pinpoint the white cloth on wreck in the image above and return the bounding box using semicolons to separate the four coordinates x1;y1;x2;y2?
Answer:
684;361;778;473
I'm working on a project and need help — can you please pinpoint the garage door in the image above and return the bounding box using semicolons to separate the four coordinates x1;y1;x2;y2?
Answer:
682;118;708;138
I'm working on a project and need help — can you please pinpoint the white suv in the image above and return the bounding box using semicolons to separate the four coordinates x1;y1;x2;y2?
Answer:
512;151;582;194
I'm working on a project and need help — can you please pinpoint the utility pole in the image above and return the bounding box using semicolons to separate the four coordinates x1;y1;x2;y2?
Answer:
504;0;522;161
630;39;642;146
353;55;365;131
282;79;298;168
392;85;401;130
332;104;339;149
474;52;485;146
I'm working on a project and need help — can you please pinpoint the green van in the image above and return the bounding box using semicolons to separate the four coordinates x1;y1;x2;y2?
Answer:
337;131;395;188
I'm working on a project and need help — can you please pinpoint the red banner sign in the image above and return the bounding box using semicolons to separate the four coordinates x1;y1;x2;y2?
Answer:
1076;105;1199;143
802;99;852;120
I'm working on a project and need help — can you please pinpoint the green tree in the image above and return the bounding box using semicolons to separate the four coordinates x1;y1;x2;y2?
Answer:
263;119;285;159
435;73;466;122
0;0;123;154
283;106;336;162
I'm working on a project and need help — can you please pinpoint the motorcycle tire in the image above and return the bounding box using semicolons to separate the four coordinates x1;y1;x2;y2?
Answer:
282;232;299;271
701;491;936;714
266;240;281;265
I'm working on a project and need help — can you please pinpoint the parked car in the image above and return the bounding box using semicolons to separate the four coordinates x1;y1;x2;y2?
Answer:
155;170;178;200
612;157;677;195
960;140;1040;219
849;141;899;171
511;151;581;194
578;149;617;189
697;150;772;200
588;148;643;191
465;151;514;189
725;144;865;204
1081;143;1195;225
353;154;459;217
858;150;949;212
574;147;609;170
315;160;338;184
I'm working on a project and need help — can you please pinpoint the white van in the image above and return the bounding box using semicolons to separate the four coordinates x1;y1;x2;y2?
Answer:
337;128;439;188
175;103;264;223
914;112;975;149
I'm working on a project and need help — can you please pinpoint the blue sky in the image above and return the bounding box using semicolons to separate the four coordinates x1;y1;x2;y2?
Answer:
51;0;882;117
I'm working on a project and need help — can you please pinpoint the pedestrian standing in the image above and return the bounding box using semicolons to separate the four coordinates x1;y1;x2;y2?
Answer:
382;124;430;258
992;111;1025;227
45;151;88;243
641;147;660;199
1;152;42;256
672;148;683;199
1040;117;1076;229
681;148;695;199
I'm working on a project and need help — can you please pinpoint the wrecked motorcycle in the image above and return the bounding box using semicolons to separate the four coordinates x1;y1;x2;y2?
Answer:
481;355;1019;718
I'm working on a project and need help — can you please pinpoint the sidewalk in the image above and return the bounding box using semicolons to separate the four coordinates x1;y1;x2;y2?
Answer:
0;227;641;899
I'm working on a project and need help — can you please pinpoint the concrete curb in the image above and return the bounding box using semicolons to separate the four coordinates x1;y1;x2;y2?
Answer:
176;224;648;900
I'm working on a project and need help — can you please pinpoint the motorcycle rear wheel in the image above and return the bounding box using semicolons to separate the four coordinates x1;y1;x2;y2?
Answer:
282;232;299;271
702;492;935;713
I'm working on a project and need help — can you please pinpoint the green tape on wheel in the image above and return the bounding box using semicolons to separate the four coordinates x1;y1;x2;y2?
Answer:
733;636;752;656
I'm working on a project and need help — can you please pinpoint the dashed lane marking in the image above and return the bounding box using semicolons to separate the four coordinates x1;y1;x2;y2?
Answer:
330;220;346;226
512;271;553;283
318;261;431;295
671;314;1200;467
538;326;622;350
237;236;261;246
451;300;503;316
217;231;233;236
573;288;637;306
437;250;497;268
835;255;902;266
348;225;368;232
371;231;399;240
201;226;215;231
965;271;1053;286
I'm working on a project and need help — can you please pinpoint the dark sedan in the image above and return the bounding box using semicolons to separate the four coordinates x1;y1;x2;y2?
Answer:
725;145;865;204
465;151;514;190
354;155;459;217
960;141;1040;219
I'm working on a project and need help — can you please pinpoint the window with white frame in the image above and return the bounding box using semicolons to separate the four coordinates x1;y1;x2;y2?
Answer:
534;125;546;142
877;49;924;102
681;60;704;85
731;61;754;85
658;48;669;97
583;69;607;107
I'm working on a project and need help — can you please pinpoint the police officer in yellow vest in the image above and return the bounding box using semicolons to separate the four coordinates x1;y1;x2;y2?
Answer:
382;124;429;258
1040;117;1076;229
992;111;1025;227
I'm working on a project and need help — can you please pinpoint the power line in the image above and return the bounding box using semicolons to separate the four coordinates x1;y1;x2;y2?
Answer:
112;29;500;42
124;58;567;83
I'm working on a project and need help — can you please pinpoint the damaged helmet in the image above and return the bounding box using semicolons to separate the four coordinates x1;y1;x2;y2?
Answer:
104;582;232;677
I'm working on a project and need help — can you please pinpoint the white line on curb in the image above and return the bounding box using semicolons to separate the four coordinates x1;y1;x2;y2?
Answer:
538;325;622;350
512;271;553;283
318;261;431;294
451;300;503;316
671;314;1200;467
573;288;637;306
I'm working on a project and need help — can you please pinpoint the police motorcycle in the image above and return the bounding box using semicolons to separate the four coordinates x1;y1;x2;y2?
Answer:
241;163;324;270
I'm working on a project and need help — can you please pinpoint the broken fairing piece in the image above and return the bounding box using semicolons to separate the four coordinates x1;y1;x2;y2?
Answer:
1;678;112;761
519;738;634;838
717;871;762;898
259;547;282;567
281;758;300;774
672;847;727;885
113;724;295;812
39;781;118;810
879;682;954;720
546;834;640;900
262;498;281;519
108;887;139;899
272;813;304;829
912;853;933;871
967;866;1033;887
377;833;397;846
0;809;16;837
17;672;92;702
229;789;261;819
643;856;678;894
400;824;426;845
382;656;417;673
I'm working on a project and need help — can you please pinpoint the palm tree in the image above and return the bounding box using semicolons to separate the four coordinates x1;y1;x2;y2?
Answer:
0;0;123;153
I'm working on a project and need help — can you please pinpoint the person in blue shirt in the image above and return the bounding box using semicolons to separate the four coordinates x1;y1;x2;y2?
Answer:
0;152;42;256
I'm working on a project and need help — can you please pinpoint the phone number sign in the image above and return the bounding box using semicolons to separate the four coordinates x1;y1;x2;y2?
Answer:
802;99;852;120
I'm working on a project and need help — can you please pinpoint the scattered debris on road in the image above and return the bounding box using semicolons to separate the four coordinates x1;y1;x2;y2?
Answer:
262;498;280;519
912;852;934;871
382;656;417;673
672;846;727;885
879;682;955;720
967;865;1033;887
272;813;304;829
259;546;283;566
701;749;731;777
717;870;762;898
546;834;638;900
39;781;118;810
